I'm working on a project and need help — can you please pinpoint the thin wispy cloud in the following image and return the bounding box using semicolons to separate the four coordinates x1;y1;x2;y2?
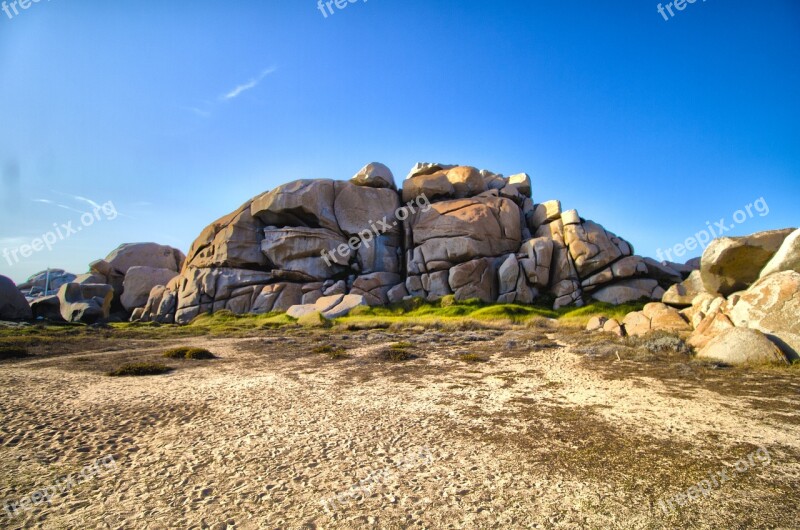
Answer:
185;106;212;118
221;67;277;101
32;198;85;214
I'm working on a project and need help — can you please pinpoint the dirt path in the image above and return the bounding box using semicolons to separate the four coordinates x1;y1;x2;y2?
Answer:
1;327;798;529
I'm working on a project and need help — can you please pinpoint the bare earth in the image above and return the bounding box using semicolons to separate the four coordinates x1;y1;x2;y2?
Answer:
1;324;799;529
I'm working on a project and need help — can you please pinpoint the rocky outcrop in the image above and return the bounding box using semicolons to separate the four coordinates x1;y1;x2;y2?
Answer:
700;229;795;296
0;275;32;320
611;228;800;364
137;162;681;323
121;267;180;312
759;228;800;278
58;283;114;324
17;269;76;298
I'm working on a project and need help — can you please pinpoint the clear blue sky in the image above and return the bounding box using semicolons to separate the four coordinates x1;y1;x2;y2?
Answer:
1;0;798;283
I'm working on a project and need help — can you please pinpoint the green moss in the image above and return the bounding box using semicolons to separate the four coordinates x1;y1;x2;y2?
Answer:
108;363;173;377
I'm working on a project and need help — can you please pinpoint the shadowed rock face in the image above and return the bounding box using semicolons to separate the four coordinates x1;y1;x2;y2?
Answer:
137;162;677;324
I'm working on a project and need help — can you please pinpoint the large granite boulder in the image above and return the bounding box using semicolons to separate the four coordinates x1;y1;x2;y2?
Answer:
700;228;795;296
407;194;521;273
662;270;705;308
0;275;32;320
30;295;64;322
727;271;800;360
351;162;396;191
697;328;787;366
760;228;800;278
58;283;113;324
121;267;180;312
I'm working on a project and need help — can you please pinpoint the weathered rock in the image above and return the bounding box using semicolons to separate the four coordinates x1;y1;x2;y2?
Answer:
507;173;532;197
351;162;396;190
498;254;520;296
186;202;267;270
252;283;304;313
351;273;403;306
642;258;684;286
75;273;107;285
623;311;651;337
727;271;800;360
530;200;562;232
262;227;349;281
287;294;367;320
408;195;521;272
662;270;705;308
591;279;661;305
582;256;648;291
448;258;496;302
643;302;691;333
563;219;633;278
138;285;177;324
174;268;272;324
697;328;787;366
105;243;185;276
402;165;486;203
760;228;800;278
30;295;64;321
387;283;409;304
700;228;795;296
688;312;735;350
421;271;452;301
58;283;113;324
252;180;339;232
519;237;554;289
17;269;76;296
602;318;624;337
0;275;32;320
586;316;608;331
121;267;179;311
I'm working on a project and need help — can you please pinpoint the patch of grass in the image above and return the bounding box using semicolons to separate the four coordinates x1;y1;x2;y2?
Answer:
382;349;417;362
163;347;217;360
108;363;174;377
0;345;29;360
312;344;349;359
459;353;488;363
389;341;414;350
557;300;649;327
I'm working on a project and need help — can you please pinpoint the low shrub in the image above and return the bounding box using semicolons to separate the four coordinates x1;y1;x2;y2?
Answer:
163;347;217;360
459;353;488;363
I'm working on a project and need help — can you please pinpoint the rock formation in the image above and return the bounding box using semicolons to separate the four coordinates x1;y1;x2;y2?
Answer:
596;228;800;365
137;162;682;324
0;275;32;320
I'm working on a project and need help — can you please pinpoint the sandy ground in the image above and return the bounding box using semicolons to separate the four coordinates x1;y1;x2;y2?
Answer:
1;325;799;529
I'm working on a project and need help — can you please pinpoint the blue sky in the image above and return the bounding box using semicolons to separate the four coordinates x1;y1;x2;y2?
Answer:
1;0;798;283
